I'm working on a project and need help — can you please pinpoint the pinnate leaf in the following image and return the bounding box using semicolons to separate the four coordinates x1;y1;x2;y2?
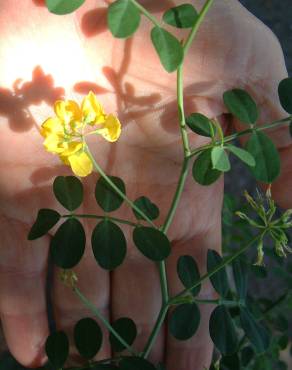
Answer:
186;113;214;137
223;89;258;125
246;131;280;183
108;0;141;38
133;226;171;261
53;176;83;211
169;303;200;340
211;147;231;172
74;318;103;359
163;4;198;28
109;317;137;352
50;218;85;268
151;26;184;73
46;0;85;14
95;176;125;212
177;255;201;296
45;331;69;368
207;250;229;297
209;305;238;356
192;149;222;185
240;307;270;353
28;209;60;240
92;220;127;270
226;144;255;167
133;196;159;221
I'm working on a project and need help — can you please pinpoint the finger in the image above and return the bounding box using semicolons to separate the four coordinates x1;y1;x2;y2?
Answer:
231;24;292;207
165;202;222;370
111;238;164;364
52;217;111;364
0;215;49;367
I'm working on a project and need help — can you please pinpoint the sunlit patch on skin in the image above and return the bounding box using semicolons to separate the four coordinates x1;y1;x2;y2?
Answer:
1;38;95;88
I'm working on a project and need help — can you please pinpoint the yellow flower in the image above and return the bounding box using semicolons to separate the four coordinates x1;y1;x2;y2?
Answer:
81;91;107;125
40;92;121;177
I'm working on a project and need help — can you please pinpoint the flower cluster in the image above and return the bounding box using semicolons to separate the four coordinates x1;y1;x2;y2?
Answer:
41;92;121;177
236;189;292;265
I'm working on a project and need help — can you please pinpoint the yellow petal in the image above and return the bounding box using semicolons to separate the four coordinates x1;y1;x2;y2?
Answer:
59;154;70;165
96;114;121;142
41;117;63;137
54;100;82;126
68;151;93;177
61;141;83;156
81;91;106;125
43;133;64;154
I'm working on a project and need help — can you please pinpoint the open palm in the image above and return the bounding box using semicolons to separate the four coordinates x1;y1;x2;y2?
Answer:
0;0;291;369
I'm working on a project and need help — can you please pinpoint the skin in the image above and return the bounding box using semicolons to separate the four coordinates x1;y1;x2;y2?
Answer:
0;0;291;368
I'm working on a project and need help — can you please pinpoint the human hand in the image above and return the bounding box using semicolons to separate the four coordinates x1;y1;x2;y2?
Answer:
0;0;290;369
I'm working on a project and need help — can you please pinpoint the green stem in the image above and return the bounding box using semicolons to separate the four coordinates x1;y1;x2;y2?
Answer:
73;287;137;355
131;0;161;27
170;233;264;302
177;65;191;156
84;144;156;227
183;0;215;56
158;262;169;305
142;305;169;359
141;4;216;358
161;157;190;234
194;298;220;304
62;213;138;228
188;116;292;159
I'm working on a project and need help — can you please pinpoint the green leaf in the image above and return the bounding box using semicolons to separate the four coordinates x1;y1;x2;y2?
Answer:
28;209;60;240
109;317;137;352
53;176;83;211
177;255;201;296
45;331;69;369
226;145;255;167
163;4;198;29
186;113;214;137
94;366;119;370
107;0;141;38
92;220;127;270
119;357;156;370
223;89;259;125
50;218;85;268
133;226;171;261
232;259;248;300
211;147;231;172
246;131;280;183
220;354;240;370
241;346;254;367
74;318;103;359
278;77;292;114
133;196;159;221
209;305;238;355
46;0;85;14
278;334;289;350
207;250;229;297
151;26;184;73
95;176;125;212
240;307;270;353
169;303;200;340
192;149;222;185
